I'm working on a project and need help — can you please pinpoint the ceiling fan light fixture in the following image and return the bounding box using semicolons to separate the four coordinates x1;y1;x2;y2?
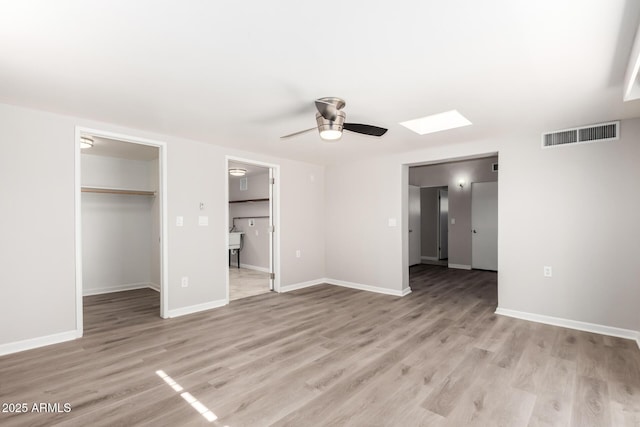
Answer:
80;136;94;149
229;168;247;177
316;111;345;142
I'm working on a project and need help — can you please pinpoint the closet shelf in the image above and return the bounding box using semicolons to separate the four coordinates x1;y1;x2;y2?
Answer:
229;198;269;204
82;186;156;196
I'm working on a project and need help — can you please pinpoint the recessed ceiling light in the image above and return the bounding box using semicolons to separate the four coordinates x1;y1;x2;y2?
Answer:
399;110;472;135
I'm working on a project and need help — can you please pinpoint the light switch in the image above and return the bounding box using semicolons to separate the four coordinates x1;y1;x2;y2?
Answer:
388;218;397;227
248;219;255;227
176;216;184;227
198;216;209;226
451;218;456;225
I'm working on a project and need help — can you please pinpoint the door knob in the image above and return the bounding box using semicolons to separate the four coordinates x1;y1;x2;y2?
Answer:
472;229;477;233
409;229;413;233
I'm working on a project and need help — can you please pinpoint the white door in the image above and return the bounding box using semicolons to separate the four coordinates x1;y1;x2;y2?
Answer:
471;181;498;271
438;189;448;260
409;185;421;266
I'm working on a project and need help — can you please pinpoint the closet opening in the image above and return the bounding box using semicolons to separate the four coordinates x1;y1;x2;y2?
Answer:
75;128;168;337
226;157;280;302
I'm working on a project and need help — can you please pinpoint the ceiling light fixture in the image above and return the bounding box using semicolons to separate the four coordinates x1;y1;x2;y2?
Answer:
229;168;247;177
400;110;472;135
80;136;94;149
316;110;345;141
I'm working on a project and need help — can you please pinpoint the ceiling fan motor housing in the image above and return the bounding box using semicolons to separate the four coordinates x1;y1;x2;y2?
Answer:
316;110;346;141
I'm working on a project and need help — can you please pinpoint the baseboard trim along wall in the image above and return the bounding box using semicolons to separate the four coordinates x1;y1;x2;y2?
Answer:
280;278;411;297
326;278;409;297
168;299;227;318
279;279;326;293
496;307;640;348
0;330;77;357
448;263;472;270
239;263;270;273
421;256;439;261
83;282;159;296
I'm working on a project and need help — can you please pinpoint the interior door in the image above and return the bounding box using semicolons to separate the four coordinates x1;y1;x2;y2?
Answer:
438;188;449;260
409;185;421;266
471;181;498;271
268;168;275;291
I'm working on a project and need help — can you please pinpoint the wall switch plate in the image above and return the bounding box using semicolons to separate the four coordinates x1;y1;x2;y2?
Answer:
181;276;189;287
296;250;301;258
388;218;397;227
176;216;184;227
451;218;456;225
248;219;255;227
198;216;208;226
543;266;552;277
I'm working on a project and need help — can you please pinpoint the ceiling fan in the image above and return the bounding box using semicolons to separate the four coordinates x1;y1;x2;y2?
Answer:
280;97;388;141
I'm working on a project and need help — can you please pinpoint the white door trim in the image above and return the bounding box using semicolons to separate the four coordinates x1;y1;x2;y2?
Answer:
225;155;281;302
74;126;169;338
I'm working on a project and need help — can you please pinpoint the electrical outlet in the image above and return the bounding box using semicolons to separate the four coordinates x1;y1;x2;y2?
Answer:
543;266;552;277
296;250;301;258
181;276;189;287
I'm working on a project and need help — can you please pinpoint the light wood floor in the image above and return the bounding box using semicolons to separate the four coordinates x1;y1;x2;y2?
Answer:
229;267;271;301
1;265;639;426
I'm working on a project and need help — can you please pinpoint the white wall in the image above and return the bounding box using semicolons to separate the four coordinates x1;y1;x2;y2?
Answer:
81;154;157;294
326;119;640;334
0;102;325;349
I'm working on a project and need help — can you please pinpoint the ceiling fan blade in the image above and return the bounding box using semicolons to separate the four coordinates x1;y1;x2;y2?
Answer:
315;99;338;121
343;123;388;137
280;127;317;139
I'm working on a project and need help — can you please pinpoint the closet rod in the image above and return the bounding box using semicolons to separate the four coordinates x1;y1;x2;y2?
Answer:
82;187;156;196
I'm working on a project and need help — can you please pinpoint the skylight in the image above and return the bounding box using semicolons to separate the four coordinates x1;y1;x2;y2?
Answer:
400;110;472;135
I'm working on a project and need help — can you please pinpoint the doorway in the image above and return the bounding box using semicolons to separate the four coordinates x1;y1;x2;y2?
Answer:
437;188;449;261
225;156;280;302
74;127;168;337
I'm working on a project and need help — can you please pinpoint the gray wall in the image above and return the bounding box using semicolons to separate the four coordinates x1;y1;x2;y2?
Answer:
0;102;326;347
326;119;640;334
81;154;158;294
410;157;498;266
229;172;270;270
420;187;441;259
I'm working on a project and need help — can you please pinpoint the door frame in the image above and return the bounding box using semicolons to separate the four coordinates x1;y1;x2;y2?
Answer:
74;126;169;338
224;155;281;301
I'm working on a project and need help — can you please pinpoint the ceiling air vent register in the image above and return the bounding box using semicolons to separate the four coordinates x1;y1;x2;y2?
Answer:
542;121;619;148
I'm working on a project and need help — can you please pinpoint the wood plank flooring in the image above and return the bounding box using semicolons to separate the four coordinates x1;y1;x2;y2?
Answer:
1;265;639;426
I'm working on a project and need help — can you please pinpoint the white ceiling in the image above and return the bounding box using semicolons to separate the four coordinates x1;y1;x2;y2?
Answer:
2;1;640;165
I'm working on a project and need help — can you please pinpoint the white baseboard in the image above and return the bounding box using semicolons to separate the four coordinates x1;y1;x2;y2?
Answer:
279;278;411;298
279;279;325;293
83;282;157;296
0;330;78;357
448;263;471;270
421;256;438;261
325;278;408;297
496;308;640;347
238;263;270;273
168;299;227;318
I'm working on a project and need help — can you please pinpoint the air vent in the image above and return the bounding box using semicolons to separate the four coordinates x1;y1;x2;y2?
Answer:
542;121;619;148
